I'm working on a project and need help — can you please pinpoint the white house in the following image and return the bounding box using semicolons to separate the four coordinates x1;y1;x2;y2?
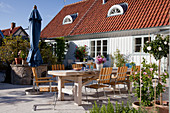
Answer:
41;0;169;70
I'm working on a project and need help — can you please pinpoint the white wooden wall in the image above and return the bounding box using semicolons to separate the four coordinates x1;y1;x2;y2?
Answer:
71;36;168;72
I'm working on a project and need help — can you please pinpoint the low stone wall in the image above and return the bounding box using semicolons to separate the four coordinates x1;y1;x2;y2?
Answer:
10;64;47;85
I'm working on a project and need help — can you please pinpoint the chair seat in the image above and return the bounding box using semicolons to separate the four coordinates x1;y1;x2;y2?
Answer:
37;77;52;80
85;84;109;89
109;80;128;85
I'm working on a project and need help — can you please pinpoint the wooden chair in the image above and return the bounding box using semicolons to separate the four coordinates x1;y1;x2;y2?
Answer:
85;67;113;99
52;64;73;84
86;63;96;69
131;65;140;75
32;67;57;92
72;64;83;69
52;64;65;70
109;66;128;95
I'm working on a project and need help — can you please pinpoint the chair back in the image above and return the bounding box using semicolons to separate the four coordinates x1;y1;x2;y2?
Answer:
98;67;113;84
72;64;83;69
52;64;65;70
87;63;96;69
116;66;128;81
131;65;140;75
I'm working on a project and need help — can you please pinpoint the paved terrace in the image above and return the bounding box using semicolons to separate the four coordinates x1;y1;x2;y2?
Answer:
0;83;169;113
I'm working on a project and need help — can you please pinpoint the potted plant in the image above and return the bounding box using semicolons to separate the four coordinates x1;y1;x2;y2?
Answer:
114;49;129;67
143;34;169;112
18;50;27;65
75;45;88;62
130;58;169;112
95;55;106;70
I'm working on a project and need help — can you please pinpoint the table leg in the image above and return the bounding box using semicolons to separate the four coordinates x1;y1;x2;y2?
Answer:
58;76;64;100
74;76;82;105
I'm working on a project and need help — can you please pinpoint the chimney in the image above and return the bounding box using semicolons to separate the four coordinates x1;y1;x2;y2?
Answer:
102;0;107;4
11;22;16;30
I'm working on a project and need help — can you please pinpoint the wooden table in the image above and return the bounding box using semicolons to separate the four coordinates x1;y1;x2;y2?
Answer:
48;70;98;105
48;69;131;105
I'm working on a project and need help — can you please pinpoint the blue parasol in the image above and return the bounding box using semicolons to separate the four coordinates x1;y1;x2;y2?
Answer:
27;5;43;67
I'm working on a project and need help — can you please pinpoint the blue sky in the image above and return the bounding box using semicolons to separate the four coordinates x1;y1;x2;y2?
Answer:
0;0;80;32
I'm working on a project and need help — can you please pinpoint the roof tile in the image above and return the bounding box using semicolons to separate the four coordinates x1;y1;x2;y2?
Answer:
41;0;169;38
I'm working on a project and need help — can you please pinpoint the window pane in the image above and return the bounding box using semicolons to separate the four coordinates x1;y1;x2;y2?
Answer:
103;46;107;51
103;53;107;58
97;51;101;56
97;40;101;46
91;41;95;46
91;47;95;51
97;47;101;51
144;37;151;43
135;38;141;44
91;52;95;57
103;40;107;45
135;45;141;52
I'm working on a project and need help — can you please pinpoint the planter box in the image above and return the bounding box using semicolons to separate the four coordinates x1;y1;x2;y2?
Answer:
10;64;47;85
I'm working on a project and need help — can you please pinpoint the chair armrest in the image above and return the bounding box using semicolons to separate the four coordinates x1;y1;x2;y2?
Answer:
37;77;52;80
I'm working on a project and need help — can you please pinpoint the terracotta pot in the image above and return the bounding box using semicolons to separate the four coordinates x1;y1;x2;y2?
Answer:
15;58;22;64
132;101;157;113
155;101;169;113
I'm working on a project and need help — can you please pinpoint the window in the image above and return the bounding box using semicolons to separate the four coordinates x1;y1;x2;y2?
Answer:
90;40;108;58
63;13;78;25
107;3;128;17
134;37;151;52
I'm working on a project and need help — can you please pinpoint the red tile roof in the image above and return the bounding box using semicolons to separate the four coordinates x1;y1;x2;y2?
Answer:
41;0;169;38
1;26;21;36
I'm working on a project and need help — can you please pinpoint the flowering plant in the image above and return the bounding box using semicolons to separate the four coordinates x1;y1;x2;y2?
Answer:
75;45;88;61
143;34;169;60
95;55;106;64
130;58;169;106
18;50;26;59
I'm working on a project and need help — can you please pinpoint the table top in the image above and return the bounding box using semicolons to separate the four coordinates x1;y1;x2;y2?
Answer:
48;70;98;76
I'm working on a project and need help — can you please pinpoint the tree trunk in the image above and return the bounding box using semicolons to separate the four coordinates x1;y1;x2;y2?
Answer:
158;59;162;105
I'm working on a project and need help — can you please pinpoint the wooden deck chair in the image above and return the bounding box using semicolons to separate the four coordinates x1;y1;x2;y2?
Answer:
51;64;73;84
86;63;96;69
32;67;57;92
109;66;128;95
85;67;112;99
72;64;83;69
130;65;140;75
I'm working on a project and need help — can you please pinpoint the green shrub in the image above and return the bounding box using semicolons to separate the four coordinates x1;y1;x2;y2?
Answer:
89;99;140;113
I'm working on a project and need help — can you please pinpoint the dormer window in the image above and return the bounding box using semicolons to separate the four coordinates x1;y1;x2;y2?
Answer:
63;13;78;25
107;3;128;17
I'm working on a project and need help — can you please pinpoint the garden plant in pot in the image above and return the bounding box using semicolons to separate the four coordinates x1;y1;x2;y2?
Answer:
143;34;169;112
130;58;169;112
18;50;27;65
95;55;106;70
75;45;88;62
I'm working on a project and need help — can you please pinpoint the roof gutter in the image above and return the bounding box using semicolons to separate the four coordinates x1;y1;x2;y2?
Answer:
41;25;170;40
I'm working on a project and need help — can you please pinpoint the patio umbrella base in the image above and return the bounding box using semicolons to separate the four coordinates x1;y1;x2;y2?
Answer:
25;89;43;95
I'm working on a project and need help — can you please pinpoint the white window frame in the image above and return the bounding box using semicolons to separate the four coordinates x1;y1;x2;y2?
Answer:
107;5;124;17
90;38;108;58
133;35;153;54
63;15;73;25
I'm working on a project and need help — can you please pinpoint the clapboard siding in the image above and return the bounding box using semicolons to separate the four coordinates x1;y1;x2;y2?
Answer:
71;36;167;72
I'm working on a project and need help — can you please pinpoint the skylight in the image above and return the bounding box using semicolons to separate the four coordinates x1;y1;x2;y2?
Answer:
107;3;128;17
63;13;78;25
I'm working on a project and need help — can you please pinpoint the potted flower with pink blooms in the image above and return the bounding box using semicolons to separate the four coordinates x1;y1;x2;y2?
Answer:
95;55;106;70
130;58;169;112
